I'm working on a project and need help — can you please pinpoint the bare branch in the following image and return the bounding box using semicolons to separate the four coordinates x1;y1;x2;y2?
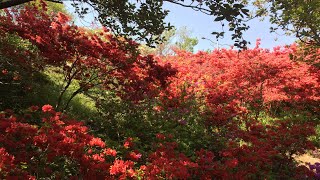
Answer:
163;0;212;15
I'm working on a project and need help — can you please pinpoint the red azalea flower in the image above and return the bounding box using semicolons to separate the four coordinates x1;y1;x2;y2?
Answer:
89;137;106;148
2;69;8;75
42;104;53;112
104;148;117;157
110;160;127;175
123;137;134;149
128;151;142;161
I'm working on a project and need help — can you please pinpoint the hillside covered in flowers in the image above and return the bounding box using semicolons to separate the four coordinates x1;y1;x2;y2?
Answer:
0;1;320;179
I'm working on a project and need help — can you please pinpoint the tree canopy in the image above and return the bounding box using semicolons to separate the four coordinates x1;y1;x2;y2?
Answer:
0;0;251;48
255;0;320;46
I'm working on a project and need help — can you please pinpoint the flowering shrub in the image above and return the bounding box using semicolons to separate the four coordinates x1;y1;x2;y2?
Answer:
0;105;135;179
151;43;319;179
158;43;319;125
0;2;176;110
0;106;317;179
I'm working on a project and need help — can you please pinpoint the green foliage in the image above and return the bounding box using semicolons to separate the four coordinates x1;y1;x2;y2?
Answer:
0;33;40;110
87;89;216;155
81;0;172;46
254;0;320;46
46;1;70;15
30;0;71;15
0;33;98;118
80;0;251;48
25;69;99;119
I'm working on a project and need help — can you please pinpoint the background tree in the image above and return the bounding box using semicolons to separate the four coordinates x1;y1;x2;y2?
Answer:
174;26;199;53
251;0;320;67
140;26;198;56
253;0;320;46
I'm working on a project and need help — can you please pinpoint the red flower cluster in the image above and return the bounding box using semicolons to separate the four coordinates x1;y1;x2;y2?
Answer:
157;43;319;125
0;2;176;104
41;104;53;112
0;108;316;178
0;106;138;179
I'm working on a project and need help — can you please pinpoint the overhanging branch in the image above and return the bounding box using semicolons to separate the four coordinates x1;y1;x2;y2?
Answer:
0;0;62;9
0;0;33;9
163;0;212;15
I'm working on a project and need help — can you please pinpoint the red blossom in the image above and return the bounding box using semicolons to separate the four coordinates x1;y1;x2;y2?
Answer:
42;104;53;112
2;69;8;75
104;148;117;157
109;159;134;176
128;151;142;161
123;137;134;149
89;137;106;148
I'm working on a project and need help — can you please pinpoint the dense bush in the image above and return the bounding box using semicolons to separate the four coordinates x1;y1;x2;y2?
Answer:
158;42;319;125
0;106;317;179
0;2;176;111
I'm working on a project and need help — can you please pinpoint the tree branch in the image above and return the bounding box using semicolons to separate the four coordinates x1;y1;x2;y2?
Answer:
0;0;62;9
0;0;33;9
163;0;212;15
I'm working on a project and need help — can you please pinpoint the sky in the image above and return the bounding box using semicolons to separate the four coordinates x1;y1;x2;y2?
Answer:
64;1;297;52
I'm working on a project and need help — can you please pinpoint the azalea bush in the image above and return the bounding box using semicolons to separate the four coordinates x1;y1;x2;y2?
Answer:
0;105;135;179
157;41;319;125
0;106;316;179
0;2;176;111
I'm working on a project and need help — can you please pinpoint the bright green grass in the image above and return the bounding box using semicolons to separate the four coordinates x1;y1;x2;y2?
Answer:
24;68;99;120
